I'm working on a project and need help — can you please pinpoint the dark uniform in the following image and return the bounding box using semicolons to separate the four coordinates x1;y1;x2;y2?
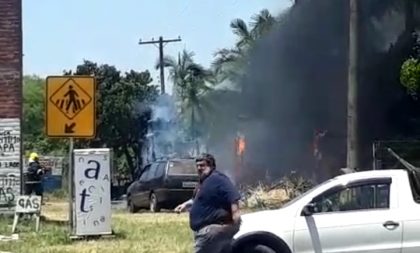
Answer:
24;160;44;197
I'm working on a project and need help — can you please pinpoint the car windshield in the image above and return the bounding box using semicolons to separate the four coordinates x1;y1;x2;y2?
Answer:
280;178;337;208
168;160;197;175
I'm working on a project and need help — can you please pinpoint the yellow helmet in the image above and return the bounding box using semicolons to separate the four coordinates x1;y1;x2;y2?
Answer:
29;152;39;160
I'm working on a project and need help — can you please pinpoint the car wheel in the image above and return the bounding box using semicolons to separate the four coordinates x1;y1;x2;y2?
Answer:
242;244;277;253
149;193;161;212
127;196;139;213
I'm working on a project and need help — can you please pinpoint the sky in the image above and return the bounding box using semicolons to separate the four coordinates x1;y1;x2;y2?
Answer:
23;0;291;92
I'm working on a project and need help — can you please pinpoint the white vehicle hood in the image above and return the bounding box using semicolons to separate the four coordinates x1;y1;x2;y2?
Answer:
234;207;296;239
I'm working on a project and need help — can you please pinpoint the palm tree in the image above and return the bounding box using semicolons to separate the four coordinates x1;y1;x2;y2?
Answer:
212;9;278;85
156;49;213;154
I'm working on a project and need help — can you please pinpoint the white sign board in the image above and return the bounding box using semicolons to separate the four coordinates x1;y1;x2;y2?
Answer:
0;119;21;209
12;195;42;233
74;148;112;236
15;195;41;213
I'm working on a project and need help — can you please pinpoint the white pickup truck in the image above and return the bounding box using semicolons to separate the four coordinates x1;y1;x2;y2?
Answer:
232;169;420;253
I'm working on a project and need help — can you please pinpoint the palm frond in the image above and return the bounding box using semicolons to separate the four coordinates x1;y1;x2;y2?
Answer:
212;47;244;73
230;18;254;48
154;55;178;69
230;18;250;37
250;9;277;38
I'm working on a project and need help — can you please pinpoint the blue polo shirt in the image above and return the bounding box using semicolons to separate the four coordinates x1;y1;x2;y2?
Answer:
189;170;241;231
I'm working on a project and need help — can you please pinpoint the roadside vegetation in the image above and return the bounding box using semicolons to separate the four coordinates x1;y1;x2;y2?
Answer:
0;202;192;253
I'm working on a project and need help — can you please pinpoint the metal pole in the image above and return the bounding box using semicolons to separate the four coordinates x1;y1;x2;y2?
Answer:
68;138;74;235
158;36;165;94
138;36;181;94
372;142;377;170
346;0;359;169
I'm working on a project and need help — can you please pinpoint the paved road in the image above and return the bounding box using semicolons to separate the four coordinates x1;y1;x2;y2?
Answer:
111;200;126;210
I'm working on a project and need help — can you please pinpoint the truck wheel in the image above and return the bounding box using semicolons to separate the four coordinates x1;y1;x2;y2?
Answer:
127;196;139;213
149;193;161;212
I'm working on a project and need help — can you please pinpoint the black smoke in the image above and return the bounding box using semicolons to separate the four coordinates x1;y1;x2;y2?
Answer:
209;0;420;183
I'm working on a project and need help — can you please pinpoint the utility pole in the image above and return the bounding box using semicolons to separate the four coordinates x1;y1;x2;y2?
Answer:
347;0;359;170
138;36;182;94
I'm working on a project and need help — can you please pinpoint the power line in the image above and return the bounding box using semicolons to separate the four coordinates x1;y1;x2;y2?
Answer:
138;36;182;94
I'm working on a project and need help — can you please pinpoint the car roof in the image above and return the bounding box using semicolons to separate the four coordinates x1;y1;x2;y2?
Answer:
335;169;407;183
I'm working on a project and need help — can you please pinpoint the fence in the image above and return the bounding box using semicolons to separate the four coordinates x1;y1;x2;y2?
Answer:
372;140;420;170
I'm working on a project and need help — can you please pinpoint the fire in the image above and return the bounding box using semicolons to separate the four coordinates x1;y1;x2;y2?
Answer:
234;133;246;184
236;134;246;156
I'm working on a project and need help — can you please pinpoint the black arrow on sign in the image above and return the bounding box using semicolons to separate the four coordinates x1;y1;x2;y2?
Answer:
65;123;76;133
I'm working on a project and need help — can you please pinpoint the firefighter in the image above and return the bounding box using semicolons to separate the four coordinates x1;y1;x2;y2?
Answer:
24;152;44;198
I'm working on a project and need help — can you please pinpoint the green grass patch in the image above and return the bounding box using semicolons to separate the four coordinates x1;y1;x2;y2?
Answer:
0;210;193;253
0;216;70;252
0;201;261;253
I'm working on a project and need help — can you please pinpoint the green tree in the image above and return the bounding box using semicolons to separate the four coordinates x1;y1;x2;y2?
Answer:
401;57;420;95
65;60;158;177
22;75;68;155
157;50;213;154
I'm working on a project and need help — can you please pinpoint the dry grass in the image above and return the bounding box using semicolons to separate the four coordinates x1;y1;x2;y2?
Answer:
0;201;193;253
241;172;314;209
243;186;290;209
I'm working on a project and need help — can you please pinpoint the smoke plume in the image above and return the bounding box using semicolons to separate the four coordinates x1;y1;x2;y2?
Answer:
209;0;414;182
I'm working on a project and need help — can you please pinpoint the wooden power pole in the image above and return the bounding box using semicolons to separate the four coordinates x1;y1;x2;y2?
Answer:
347;0;359;169
138;36;182;94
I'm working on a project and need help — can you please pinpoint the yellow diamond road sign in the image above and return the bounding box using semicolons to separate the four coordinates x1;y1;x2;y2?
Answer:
46;76;96;138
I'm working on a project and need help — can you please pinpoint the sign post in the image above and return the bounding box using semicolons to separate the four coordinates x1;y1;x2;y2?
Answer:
45;76;97;237
68;138;74;235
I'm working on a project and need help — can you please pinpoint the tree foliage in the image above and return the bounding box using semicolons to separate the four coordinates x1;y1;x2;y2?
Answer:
401;58;420;95
64;60;158;176
212;9;278;84
157;50;213;153
22;62;158;178
23;75;68;155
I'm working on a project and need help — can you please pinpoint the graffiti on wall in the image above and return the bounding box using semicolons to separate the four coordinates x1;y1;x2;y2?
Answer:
0;118;21;208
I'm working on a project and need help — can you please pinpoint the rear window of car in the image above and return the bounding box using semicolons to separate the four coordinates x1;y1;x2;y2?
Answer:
168;160;197;175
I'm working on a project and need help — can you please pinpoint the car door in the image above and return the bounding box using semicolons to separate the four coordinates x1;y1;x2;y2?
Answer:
151;162;167;199
293;177;402;253
147;162;161;190
136;165;152;207
131;165;150;206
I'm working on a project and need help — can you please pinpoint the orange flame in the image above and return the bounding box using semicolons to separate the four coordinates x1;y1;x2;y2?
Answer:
236;135;246;156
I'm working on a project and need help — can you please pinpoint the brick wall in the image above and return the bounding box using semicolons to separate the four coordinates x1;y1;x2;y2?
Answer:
0;0;22;118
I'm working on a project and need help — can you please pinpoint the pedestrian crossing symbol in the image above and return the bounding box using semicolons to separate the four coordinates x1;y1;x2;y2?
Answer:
49;78;92;120
46;76;96;138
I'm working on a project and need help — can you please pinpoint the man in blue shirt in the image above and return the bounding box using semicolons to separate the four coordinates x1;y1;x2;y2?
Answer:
175;153;242;253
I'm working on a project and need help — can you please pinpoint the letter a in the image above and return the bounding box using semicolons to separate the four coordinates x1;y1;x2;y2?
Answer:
84;160;101;179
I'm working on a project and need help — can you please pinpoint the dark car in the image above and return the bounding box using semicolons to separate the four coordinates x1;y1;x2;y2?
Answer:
126;158;199;213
